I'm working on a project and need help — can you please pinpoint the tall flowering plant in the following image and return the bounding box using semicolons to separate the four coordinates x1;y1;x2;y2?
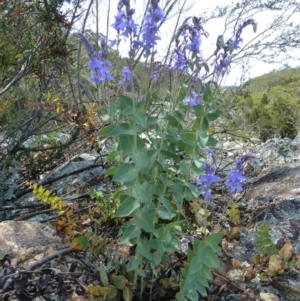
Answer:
77;1;256;299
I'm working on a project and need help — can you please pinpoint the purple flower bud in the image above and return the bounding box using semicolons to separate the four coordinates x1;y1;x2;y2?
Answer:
75;33;95;58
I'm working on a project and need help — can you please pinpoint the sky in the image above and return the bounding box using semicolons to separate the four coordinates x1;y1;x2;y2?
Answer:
70;0;300;86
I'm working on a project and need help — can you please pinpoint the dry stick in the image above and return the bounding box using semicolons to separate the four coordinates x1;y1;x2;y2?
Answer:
212;271;265;301
14;163;103;199
13;208;55;221
25;247;74;271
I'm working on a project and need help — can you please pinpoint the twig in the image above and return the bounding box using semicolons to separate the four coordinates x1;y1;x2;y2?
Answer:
13;208;55;221
25;247;74;271
212;271;265;301
14;163;103;199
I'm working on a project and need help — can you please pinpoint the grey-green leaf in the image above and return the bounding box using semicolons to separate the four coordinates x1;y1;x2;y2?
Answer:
115;196;140;217
113;163;138;183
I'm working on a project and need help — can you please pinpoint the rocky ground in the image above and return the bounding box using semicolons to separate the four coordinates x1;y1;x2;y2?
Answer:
1;133;300;300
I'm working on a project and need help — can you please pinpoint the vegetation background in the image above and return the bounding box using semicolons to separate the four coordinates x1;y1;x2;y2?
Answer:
1;0;300;300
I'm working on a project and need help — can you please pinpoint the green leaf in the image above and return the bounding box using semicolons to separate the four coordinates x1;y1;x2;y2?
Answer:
99;125;117;136
115;196;140;217
179;161;190;177
158;197;177;220
122;286;130;301
189;257;202;275
174;110;185;122
111;123;135;137
153;251;162;266
180;131;196;147
108;286;118;298
118;134;144;155
112;275;126;290
138;269;146;277
132;181;153;204
158;206;177;220
206;232;223;254
131;149;148;168
197;242;211;261
113;163;138;183
198;131;209;148
211;98;223;105
136;240;153;261
165;114;179;127
118;134;133;155
173;193;183;210
109;100;117;116
206;251;220;269
105;166;118;176
139;149;158;173
186;183;200;198
203;86;213;102
193;105;203;118
107;150;118;161
205;109;222;121
206;136;218;147
128;256;141;271
134;101;146;113
131;111;148;129
195;279;207;296
165;134;177;144
119;95;134;115
135;211;158;237
120;224;141;244
185;144;194;156
78;236;89;250
99;266;109;286
201;264;213;281
160;150;180;163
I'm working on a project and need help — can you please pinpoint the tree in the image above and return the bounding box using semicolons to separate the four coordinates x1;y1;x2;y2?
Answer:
201;0;300;67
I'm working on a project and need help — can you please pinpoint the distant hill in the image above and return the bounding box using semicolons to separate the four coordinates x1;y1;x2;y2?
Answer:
223;67;300;141
240;67;300;102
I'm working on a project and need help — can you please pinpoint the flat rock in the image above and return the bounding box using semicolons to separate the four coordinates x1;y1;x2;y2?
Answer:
0;221;64;267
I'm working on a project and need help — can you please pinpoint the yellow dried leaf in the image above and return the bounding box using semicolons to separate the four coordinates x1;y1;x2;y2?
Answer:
279;240;293;258
268;254;283;276
71;237;84;251
231;258;243;269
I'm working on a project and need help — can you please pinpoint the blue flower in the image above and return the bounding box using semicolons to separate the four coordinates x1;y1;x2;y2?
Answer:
183;90;200;106
170;49;188;72
186;34;201;53
225;153;253;193
77;35;114;84
139;0;165;52
112;0;139;38
88;57;113;84
225;169;245;193
119;66;131;84
196;160;220;201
